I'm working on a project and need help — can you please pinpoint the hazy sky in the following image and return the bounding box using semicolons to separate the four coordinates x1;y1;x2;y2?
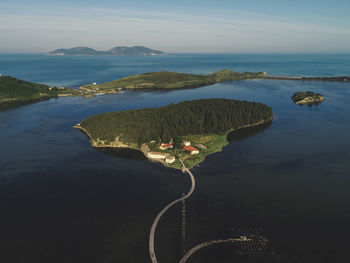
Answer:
1;0;350;53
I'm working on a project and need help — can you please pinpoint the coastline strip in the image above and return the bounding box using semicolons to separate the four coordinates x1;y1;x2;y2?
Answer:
262;75;350;82
75;118;273;170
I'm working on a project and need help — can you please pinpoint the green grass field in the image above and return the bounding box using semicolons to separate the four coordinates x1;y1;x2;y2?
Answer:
145;133;229;169
80;70;266;92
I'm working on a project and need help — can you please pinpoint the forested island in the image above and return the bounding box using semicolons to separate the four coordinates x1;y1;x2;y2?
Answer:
48;46;164;56
291;91;325;105
0;76;83;105
75;99;273;169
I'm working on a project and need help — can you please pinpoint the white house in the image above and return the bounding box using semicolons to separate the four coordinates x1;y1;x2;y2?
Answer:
165;156;176;164
183;140;191;146
159;143;173;150
147;152;169;160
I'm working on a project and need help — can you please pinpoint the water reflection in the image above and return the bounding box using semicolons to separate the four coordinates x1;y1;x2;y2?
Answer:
295;101;323;107
227;121;272;142
1;74;349;263
96;147;147;160
0;98;51;111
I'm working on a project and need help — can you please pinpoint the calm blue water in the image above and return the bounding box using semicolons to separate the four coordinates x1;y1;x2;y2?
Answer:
0;54;350;263
1;53;350;87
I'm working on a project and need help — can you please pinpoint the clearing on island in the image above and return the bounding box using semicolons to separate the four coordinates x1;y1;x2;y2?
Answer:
75;98;273;169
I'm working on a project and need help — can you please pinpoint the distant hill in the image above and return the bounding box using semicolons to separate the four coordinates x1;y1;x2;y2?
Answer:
47;46;165;56
48;47;107;56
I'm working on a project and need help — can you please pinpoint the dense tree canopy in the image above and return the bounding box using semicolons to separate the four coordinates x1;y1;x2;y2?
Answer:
80;99;273;145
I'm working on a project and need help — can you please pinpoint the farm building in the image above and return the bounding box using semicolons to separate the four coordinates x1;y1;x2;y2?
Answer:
183;140;191;146
183;146;199;155
159;143;173;150
147;152;170;159
165;156;176;164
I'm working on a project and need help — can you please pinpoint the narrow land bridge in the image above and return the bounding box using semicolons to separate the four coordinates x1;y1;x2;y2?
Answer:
149;159;195;263
149;160;253;263
179;237;252;263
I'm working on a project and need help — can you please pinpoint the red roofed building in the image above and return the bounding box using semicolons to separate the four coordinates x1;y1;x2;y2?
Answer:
159;143;173;150
183;145;199;155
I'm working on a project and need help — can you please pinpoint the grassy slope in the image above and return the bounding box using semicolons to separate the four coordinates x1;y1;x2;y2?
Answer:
81;70;265;91
0;76;79;104
176;134;228;169
145;133;228;169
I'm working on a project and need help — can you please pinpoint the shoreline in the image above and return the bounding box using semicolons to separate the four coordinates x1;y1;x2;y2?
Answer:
0;97;54;110
263;75;350;82
77;70;350;95
2;72;349;108
296;97;325;105
95;74;350;93
74;117;273;170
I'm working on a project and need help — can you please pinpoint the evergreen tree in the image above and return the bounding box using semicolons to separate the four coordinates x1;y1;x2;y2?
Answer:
80;99;273;146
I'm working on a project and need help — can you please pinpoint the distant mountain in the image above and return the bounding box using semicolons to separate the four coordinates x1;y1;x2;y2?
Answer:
47;47;106;56
47;46;165;56
108;46;164;56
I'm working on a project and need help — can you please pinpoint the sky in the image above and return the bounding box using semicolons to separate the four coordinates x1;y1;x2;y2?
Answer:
0;0;350;53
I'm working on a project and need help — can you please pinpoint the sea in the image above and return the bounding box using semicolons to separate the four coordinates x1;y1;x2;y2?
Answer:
0;54;350;263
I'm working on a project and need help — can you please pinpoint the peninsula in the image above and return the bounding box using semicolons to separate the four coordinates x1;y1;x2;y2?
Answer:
264;75;350;82
0;76;84;104
291;91;325;105
2;70;345;106
79;70;266;93
74;99;273;169
47;46;164;56
79;70;350;94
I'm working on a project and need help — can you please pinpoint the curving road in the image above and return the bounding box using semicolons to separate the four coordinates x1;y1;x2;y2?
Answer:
149;160;195;263
179;238;251;263
148;161;257;263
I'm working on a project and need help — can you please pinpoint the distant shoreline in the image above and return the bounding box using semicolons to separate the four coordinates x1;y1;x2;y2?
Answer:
78;70;350;95
263;75;350;82
1;70;349;108
47;46;165;56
